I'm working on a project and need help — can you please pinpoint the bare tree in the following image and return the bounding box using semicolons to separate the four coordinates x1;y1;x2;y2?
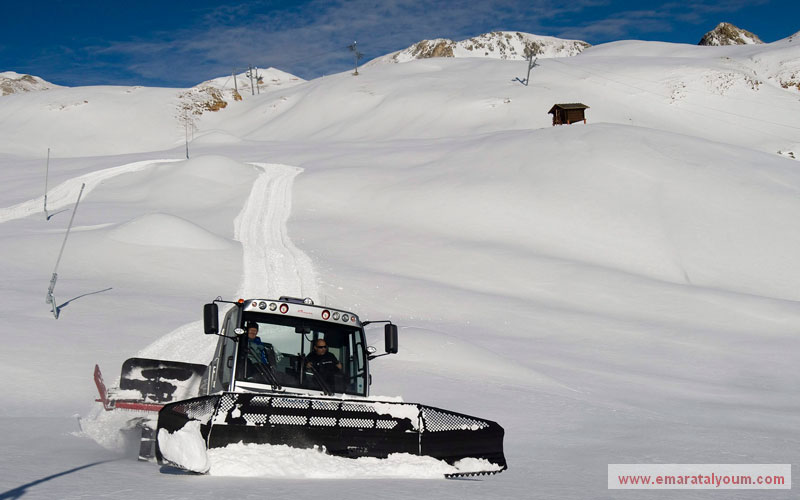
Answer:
515;53;538;86
177;106;197;159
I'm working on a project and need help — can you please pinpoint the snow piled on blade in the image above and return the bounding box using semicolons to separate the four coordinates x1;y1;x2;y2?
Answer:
157;420;210;473
207;443;500;478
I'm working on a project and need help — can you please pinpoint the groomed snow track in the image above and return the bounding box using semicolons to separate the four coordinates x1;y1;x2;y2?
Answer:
234;162;318;299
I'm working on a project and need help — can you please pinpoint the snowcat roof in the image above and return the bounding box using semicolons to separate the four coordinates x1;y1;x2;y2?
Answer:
242;298;361;327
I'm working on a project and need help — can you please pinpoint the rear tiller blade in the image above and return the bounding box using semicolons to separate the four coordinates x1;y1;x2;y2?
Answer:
119;357;207;404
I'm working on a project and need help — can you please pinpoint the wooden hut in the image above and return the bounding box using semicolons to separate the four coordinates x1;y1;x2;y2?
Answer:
548;103;589;126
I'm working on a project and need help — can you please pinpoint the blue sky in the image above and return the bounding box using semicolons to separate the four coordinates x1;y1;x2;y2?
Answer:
1;0;797;87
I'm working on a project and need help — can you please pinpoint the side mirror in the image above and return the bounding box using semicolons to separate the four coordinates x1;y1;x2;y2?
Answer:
384;324;398;354
204;303;219;335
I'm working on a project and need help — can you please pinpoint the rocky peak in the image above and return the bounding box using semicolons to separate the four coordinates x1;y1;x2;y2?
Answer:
369;31;590;66
698;23;763;46
1;71;59;96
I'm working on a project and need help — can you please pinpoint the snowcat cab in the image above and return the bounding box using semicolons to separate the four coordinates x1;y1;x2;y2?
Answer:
201;297;397;398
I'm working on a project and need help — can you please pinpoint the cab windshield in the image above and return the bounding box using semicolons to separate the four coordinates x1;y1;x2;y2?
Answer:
237;312;368;396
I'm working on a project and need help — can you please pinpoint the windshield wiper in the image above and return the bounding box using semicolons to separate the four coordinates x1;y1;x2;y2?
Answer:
249;345;282;390
302;357;335;396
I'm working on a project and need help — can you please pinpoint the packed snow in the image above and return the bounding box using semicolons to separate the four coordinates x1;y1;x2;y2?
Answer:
206;443;501;478
1;31;799;500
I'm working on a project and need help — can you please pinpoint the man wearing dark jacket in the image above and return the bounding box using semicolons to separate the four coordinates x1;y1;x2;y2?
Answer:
305;339;342;390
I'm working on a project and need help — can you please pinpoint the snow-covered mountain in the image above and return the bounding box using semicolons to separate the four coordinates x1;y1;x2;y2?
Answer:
1;34;800;498
367;31;589;66
0;71;60;95
698;22;764;45
177;68;305;120
198;67;304;95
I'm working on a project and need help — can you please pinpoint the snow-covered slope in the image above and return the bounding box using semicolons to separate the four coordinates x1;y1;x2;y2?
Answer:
583;35;800;95
0;85;187;157
0;69;304;158
698;22;764;46
1;35;800;499
367;31;589;66
5;37;797;159
0;71;60;95
196;42;799;159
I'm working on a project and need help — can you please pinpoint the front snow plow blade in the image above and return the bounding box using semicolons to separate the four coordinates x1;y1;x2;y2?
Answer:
155;393;506;475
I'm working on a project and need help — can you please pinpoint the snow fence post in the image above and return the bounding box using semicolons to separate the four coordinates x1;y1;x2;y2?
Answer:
46;182;86;319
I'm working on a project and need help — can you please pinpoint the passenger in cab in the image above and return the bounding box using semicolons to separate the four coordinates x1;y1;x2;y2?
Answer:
245;322;276;381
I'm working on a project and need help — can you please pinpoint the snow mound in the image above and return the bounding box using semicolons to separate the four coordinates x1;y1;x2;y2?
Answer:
207;442;502;478
166;154;256;185
108;213;233;249
192;130;243;145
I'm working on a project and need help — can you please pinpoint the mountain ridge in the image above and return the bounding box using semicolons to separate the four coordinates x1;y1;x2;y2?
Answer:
0;71;60;96
367;31;590;66
698;22;764;46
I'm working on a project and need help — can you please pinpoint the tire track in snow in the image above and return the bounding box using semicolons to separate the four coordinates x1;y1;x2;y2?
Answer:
0;157;317;365
140;162;318;363
0;157;317;298
234;163;318;299
0;159;182;224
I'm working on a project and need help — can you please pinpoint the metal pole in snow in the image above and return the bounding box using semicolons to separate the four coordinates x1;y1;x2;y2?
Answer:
524;55;537;86
46;182;85;319
185;118;190;159
233;70;238;95
44;148;50;218
352;41;359;75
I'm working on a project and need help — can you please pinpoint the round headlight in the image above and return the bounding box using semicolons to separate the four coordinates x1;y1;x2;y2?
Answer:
279;304;289;314
269;303;277;311
321;310;330;320
341;314;349;322
332;312;340;320
258;301;267;310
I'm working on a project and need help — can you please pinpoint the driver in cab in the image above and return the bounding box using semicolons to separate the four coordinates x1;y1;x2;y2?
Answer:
305;339;342;389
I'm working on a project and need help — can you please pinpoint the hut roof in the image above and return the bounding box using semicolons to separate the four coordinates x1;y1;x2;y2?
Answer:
548;103;589;114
